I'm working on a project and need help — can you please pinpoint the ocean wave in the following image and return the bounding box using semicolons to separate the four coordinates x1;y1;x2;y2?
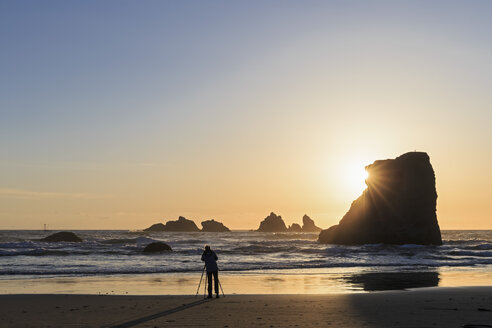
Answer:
0;241;37;249
1;241;489;259
100;236;156;245
0;249;118;256
2;257;492;276
465;243;492;250
267;233;318;240
0;230;491;278
228;245;303;254
447;250;492;258
0;245;145;257
100;238;140;244
169;239;206;244
443;239;492;245
398;244;426;249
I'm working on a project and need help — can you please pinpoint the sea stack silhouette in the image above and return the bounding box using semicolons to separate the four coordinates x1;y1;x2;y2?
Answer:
144;216;200;232
201;219;230;232
257;213;322;232
287;223;303;232
257;212;288;232
318;152;442;245
301;215;322;232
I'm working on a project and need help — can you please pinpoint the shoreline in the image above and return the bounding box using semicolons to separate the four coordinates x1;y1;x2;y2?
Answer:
1;268;491;295
1;287;491;327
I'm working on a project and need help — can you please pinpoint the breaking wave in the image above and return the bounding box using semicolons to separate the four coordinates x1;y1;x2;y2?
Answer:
0;230;490;277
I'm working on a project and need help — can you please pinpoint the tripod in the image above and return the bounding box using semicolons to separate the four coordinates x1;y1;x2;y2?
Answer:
218;276;225;297
195;265;206;297
195;265;225;298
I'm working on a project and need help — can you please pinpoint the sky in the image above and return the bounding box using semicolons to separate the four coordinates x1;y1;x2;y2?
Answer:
1;0;491;230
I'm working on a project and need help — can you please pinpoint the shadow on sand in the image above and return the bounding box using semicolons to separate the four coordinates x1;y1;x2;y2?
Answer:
108;298;212;328
345;271;440;291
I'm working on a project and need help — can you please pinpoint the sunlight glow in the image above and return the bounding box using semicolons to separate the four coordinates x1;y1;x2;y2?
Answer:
342;161;369;196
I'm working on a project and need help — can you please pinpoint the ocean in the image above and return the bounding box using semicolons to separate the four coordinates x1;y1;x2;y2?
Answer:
0;230;491;294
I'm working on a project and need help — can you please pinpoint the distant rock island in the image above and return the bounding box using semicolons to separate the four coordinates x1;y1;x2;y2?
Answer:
41;231;82;242
144;217;230;232
301;214;322;232
144;223;166;231
287;223;303;232
257;212;322;232
144;216;200;232
143;213;321;233
257;212;288;232
318;152;442;245
201;219;230;232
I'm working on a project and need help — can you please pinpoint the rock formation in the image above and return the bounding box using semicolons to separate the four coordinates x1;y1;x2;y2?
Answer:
257;212;288;232
287;223;303;232
256;213;322;232
41;231;82;242
301;215;322;232
164;216;200;231
318;152;442;245
143;242;172;253
144;223;166;232
201;219;230;232
144;216;200;232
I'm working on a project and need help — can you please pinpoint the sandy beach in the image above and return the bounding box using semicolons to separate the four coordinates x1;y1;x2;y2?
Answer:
1;287;491;328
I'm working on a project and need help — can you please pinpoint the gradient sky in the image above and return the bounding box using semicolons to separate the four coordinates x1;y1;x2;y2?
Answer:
1;1;491;230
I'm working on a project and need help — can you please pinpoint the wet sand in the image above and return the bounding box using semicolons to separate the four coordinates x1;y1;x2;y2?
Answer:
1;269;491;295
1;287;491;327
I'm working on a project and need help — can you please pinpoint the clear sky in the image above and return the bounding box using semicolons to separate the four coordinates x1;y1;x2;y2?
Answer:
1;1;491;230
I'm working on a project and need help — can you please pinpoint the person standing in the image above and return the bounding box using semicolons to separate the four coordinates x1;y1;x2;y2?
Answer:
201;245;219;298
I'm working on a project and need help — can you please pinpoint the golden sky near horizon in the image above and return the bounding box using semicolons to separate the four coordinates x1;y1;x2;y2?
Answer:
1;1;491;230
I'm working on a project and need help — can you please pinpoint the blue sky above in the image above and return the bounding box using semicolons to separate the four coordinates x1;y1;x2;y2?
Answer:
1;1;491;228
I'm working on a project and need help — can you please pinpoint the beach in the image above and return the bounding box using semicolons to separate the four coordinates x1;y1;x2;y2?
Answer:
1;287;491;328
3;1;492;327
1;230;491;326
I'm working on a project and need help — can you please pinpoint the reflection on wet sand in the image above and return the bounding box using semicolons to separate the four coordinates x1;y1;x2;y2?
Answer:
4;268;491;295
344;271;440;291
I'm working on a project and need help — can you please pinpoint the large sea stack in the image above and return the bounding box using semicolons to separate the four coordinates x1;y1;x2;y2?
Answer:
318;152;442;245
257;212;288;232
201;219;230;232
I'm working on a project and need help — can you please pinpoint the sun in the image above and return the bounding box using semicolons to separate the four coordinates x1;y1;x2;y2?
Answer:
342;160;369;196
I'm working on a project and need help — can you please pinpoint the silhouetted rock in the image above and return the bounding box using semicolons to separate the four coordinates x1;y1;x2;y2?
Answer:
201;219;230;232
318;152;442;245
165;216;200;231
287;223;303;232
144;223;166;232
257;212;288;232
143;242;172;253
41;231;82;242
143;217;200;232
301;215;322;232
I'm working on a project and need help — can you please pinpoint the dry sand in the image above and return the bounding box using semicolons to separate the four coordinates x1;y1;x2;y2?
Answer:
1;287;491;328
